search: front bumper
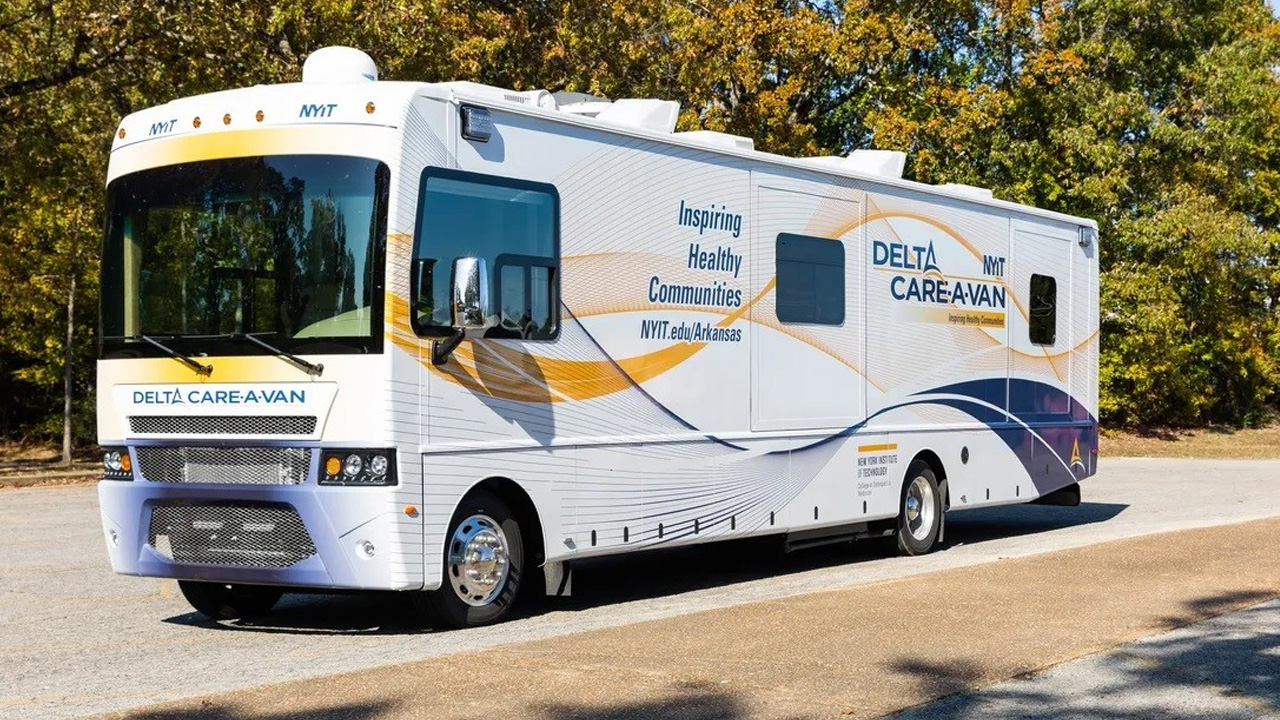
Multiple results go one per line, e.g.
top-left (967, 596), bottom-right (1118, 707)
top-left (98, 478), bottom-right (413, 590)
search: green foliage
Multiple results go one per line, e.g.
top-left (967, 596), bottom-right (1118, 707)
top-left (1, 0), bottom-right (1279, 439)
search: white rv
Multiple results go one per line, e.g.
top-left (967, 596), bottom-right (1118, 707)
top-left (96, 47), bottom-right (1098, 627)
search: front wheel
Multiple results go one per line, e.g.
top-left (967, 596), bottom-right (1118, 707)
top-left (178, 581), bottom-right (283, 620)
top-left (896, 460), bottom-right (942, 556)
top-left (412, 491), bottom-right (525, 629)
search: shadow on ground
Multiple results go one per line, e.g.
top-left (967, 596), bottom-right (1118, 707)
top-left (119, 687), bottom-right (745, 720)
top-left (164, 501), bottom-right (1127, 635)
top-left (538, 683), bottom-right (744, 720)
top-left (882, 591), bottom-right (1280, 720)
top-left (122, 699), bottom-right (399, 720)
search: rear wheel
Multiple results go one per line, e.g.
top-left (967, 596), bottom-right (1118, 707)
top-left (896, 460), bottom-right (942, 556)
top-left (412, 491), bottom-right (525, 629)
top-left (178, 581), bottom-right (283, 620)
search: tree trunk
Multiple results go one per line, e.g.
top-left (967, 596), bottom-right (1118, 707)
top-left (61, 274), bottom-right (75, 467)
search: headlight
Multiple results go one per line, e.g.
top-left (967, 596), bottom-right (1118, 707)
top-left (102, 448), bottom-right (132, 480)
top-left (343, 454), bottom-right (363, 477)
top-left (321, 449), bottom-right (396, 486)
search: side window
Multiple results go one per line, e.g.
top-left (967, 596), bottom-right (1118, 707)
top-left (412, 170), bottom-right (559, 339)
top-left (1029, 273), bottom-right (1056, 345)
top-left (776, 233), bottom-right (844, 325)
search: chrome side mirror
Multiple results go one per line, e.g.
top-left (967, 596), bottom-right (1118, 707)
top-left (450, 256), bottom-right (493, 330)
top-left (433, 256), bottom-right (492, 366)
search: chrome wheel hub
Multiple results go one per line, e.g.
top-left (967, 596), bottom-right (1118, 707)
top-left (447, 514), bottom-right (510, 607)
top-left (905, 476), bottom-right (936, 542)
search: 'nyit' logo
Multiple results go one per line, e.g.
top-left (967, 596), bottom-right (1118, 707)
top-left (148, 118), bottom-right (178, 136)
top-left (299, 103), bottom-right (338, 118)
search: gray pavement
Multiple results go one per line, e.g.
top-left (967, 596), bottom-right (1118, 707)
top-left (1, 458), bottom-right (1278, 720)
top-left (891, 598), bottom-right (1280, 720)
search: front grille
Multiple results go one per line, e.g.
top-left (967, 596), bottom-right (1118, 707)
top-left (136, 446), bottom-right (311, 485)
top-left (149, 503), bottom-right (316, 568)
top-left (128, 416), bottom-right (317, 435)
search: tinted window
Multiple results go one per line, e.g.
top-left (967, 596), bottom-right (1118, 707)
top-left (776, 233), bottom-right (845, 325)
top-left (412, 170), bottom-right (559, 339)
top-left (100, 155), bottom-right (389, 358)
top-left (1029, 273), bottom-right (1056, 345)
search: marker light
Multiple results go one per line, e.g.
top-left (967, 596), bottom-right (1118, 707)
top-left (117, 128), bottom-right (126, 139)
top-left (366, 102), bottom-right (376, 114)
top-left (343, 454), bottom-right (363, 477)
top-left (460, 105), bottom-right (493, 142)
top-left (325, 456), bottom-right (342, 476)
top-left (119, 453), bottom-right (132, 473)
top-left (222, 113), bottom-right (232, 125)
top-left (193, 117), bottom-right (202, 128)
top-left (255, 110), bottom-right (265, 122)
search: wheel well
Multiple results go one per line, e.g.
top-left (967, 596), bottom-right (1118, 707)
top-left (909, 449), bottom-right (949, 509)
top-left (467, 477), bottom-right (546, 568)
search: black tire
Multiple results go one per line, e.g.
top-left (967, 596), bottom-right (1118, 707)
top-left (178, 581), bottom-right (283, 620)
top-left (412, 491), bottom-right (525, 629)
top-left (896, 459), bottom-right (942, 556)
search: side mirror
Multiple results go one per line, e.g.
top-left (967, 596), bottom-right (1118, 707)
top-left (450, 256), bottom-right (493, 331)
top-left (432, 256), bottom-right (492, 366)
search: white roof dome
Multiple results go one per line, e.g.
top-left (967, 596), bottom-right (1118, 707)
top-left (302, 46), bottom-right (378, 84)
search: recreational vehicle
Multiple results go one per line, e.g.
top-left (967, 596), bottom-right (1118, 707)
top-left (97, 47), bottom-right (1098, 627)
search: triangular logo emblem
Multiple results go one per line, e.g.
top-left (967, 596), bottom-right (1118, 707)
top-left (1070, 438), bottom-right (1082, 465)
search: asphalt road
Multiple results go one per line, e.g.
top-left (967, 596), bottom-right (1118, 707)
top-left (2, 458), bottom-right (1279, 720)
top-left (892, 599), bottom-right (1280, 720)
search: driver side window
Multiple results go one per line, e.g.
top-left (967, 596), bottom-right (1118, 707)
top-left (410, 169), bottom-right (560, 340)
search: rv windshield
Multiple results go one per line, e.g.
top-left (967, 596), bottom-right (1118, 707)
top-left (100, 155), bottom-right (389, 357)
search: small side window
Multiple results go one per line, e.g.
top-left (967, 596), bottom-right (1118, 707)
top-left (495, 255), bottom-right (558, 338)
top-left (1029, 274), bottom-right (1056, 345)
top-left (776, 233), bottom-right (845, 325)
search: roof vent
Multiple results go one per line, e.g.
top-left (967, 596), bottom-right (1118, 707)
top-left (439, 81), bottom-right (557, 108)
top-left (553, 91), bottom-right (609, 108)
top-left (680, 131), bottom-right (754, 151)
top-left (558, 99), bottom-right (614, 118)
top-left (938, 183), bottom-right (994, 200)
top-left (512, 89), bottom-right (558, 110)
top-left (595, 99), bottom-right (680, 133)
top-left (798, 150), bottom-right (906, 179)
top-left (302, 46), bottom-right (378, 84)
top-left (844, 150), bottom-right (906, 178)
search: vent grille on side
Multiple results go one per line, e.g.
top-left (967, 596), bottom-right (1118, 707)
top-left (149, 503), bottom-right (316, 568)
top-left (136, 446), bottom-right (311, 485)
top-left (128, 416), bottom-right (317, 435)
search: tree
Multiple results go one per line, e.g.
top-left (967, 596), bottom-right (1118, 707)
top-left (2, 0), bottom-right (1279, 441)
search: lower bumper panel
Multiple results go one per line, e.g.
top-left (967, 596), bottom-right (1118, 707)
top-left (98, 480), bottom-right (405, 590)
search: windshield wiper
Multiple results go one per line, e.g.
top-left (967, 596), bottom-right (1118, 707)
top-left (235, 333), bottom-right (324, 377)
top-left (134, 335), bottom-right (213, 377)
